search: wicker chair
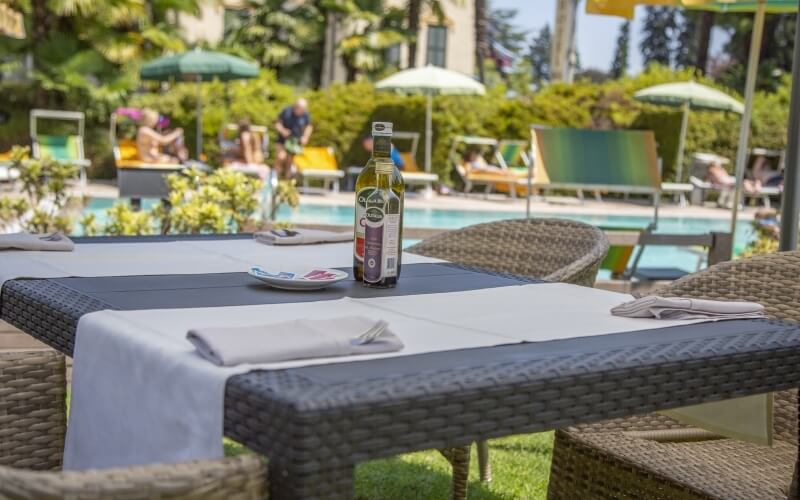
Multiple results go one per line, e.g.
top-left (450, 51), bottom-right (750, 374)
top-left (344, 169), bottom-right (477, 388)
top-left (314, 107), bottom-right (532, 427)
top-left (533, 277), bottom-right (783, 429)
top-left (407, 218), bottom-right (609, 498)
top-left (0, 350), bottom-right (267, 499)
top-left (548, 251), bottom-right (800, 500)
top-left (407, 218), bottom-right (609, 287)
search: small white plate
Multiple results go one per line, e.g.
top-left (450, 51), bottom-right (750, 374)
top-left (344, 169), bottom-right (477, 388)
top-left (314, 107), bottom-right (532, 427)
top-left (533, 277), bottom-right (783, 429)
top-left (249, 267), bottom-right (349, 291)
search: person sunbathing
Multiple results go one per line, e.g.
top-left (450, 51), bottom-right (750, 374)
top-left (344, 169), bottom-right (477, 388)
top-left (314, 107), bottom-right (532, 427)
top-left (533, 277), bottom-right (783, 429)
top-left (706, 161), bottom-right (761, 193)
top-left (226, 119), bottom-right (270, 180)
top-left (463, 150), bottom-right (504, 173)
top-left (136, 109), bottom-right (188, 164)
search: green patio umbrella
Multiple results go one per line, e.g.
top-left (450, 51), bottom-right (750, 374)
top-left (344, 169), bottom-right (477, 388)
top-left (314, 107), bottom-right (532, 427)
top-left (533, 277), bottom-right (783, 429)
top-left (634, 81), bottom-right (744, 183)
top-left (140, 48), bottom-right (259, 158)
top-left (376, 65), bottom-right (486, 172)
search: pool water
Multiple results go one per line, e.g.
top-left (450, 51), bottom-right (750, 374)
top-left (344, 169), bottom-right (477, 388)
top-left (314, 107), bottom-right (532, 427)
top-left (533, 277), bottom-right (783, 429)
top-left (81, 198), bottom-right (756, 275)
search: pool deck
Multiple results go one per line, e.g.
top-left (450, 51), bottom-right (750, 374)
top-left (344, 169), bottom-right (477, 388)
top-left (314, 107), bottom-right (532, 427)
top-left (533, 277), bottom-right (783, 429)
top-left (65, 181), bottom-right (760, 222)
top-left (299, 191), bottom-right (758, 222)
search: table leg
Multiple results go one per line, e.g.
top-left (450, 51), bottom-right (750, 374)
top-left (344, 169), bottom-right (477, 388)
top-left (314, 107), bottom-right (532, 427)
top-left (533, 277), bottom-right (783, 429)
top-left (269, 461), bottom-right (354, 500)
top-left (439, 446), bottom-right (471, 500)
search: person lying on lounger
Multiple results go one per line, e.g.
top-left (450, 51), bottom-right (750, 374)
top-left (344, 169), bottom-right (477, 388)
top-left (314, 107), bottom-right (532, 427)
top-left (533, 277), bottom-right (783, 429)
top-left (136, 109), bottom-right (188, 164)
top-left (225, 119), bottom-right (270, 180)
top-left (706, 161), bottom-right (761, 193)
top-left (463, 149), bottom-right (504, 173)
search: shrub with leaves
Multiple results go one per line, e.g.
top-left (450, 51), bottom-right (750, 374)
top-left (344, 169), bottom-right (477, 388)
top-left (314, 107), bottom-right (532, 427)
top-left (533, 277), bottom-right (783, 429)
top-left (88, 168), bottom-right (265, 236)
top-left (0, 146), bottom-right (77, 234)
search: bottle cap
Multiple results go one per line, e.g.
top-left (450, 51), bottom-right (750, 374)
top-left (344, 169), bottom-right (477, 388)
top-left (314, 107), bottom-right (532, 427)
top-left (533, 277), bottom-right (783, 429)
top-left (372, 122), bottom-right (393, 136)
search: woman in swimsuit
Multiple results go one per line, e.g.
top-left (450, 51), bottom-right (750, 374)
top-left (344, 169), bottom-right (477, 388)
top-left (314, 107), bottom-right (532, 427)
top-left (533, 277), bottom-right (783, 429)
top-left (136, 109), bottom-right (187, 164)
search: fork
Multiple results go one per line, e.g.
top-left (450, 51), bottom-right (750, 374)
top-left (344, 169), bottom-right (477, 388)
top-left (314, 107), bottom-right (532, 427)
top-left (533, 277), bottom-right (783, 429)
top-left (351, 320), bottom-right (389, 345)
top-left (39, 233), bottom-right (63, 241)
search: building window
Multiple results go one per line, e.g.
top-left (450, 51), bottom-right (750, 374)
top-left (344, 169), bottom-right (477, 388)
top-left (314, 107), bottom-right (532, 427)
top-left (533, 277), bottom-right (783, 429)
top-left (385, 44), bottom-right (401, 67)
top-left (426, 25), bottom-right (447, 67)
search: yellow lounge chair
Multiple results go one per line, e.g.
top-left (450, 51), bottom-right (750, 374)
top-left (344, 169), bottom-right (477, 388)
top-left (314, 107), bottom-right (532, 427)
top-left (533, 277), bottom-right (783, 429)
top-left (30, 109), bottom-right (91, 191)
top-left (393, 131), bottom-right (439, 197)
top-left (292, 146), bottom-right (344, 192)
top-left (449, 136), bottom-right (528, 198)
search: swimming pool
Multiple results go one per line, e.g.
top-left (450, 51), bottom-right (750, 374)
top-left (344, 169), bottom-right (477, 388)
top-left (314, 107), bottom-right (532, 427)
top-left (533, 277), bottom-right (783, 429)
top-left (80, 198), bottom-right (756, 275)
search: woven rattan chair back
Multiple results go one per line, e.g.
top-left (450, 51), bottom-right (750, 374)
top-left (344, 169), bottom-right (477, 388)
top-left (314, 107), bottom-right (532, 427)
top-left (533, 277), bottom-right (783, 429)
top-left (656, 250), bottom-right (800, 445)
top-left (407, 218), bottom-right (609, 287)
top-left (0, 350), bottom-right (267, 499)
top-left (0, 350), bottom-right (66, 470)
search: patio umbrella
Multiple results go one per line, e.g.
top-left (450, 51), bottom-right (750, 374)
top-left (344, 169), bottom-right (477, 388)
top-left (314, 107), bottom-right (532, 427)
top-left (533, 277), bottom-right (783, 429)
top-left (140, 48), bottom-right (259, 158)
top-left (375, 65), bottom-right (486, 172)
top-left (587, 0), bottom-right (799, 250)
top-left (634, 81), bottom-right (743, 183)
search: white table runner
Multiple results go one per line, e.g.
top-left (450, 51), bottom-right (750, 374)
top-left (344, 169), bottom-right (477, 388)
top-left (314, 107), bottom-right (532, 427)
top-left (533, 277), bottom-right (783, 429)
top-left (64, 283), bottom-right (714, 470)
top-left (0, 240), bottom-right (440, 288)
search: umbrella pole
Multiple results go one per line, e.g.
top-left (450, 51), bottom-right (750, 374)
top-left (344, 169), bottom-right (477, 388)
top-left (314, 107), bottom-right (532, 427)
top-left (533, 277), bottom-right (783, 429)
top-left (675, 101), bottom-right (690, 184)
top-left (729, 0), bottom-right (765, 252)
top-left (424, 92), bottom-right (433, 173)
top-left (780, 12), bottom-right (800, 251)
top-left (196, 75), bottom-right (202, 159)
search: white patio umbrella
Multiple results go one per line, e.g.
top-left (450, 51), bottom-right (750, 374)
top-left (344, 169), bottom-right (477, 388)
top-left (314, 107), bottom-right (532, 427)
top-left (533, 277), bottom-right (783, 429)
top-left (375, 65), bottom-right (486, 172)
top-left (634, 81), bottom-right (744, 183)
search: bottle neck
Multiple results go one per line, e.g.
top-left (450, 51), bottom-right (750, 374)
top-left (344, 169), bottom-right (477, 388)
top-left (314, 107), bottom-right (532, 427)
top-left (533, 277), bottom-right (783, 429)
top-left (372, 135), bottom-right (392, 162)
top-left (375, 160), bottom-right (393, 188)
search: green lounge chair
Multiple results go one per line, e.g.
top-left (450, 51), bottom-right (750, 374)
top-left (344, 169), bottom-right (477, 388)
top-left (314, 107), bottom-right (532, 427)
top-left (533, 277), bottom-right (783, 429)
top-left (30, 109), bottom-right (91, 192)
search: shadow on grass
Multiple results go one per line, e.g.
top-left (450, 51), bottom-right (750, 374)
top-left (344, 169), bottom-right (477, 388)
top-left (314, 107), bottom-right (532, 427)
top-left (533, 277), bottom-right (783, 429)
top-left (356, 456), bottom-right (511, 500)
top-left (225, 433), bottom-right (553, 499)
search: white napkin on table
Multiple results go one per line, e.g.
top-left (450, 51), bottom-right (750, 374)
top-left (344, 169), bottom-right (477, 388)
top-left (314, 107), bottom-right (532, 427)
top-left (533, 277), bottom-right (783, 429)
top-left (611, 295), bottom-right (765, 320)
top-left (187, 316), bottom-right (403, 366)
top-left (612, 294), bottom-right (770, 446)
top-left (0, 232), bottom-right (74, 251)
top-left (254, 228), bottom-right (353, 246)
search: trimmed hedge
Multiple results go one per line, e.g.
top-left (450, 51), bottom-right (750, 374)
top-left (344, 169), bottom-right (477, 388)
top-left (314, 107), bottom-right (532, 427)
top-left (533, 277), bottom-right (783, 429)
top-left (0, 66), bottom-right (792, 183)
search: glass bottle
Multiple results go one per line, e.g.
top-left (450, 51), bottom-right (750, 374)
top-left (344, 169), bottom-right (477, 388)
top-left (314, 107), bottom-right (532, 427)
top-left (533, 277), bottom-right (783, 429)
top-left (353, 122), bottom-right (405, 284)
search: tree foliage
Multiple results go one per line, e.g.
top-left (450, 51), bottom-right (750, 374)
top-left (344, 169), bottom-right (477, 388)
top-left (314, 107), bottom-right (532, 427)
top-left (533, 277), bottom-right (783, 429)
top-left (528, 25), bottom-right (551, 84)
top-left (610, 21), bottom-right (630, 79)
top-left (640, 7), bottom-right (678, 68)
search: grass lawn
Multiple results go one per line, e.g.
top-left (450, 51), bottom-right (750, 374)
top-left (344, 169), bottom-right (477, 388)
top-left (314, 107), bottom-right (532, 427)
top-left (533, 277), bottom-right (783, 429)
top-left (225, 432), bottom-right (554, 499)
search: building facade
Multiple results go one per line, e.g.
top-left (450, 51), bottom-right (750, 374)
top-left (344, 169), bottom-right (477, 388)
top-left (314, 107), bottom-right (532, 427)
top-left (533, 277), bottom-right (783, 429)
top-left (180, 0), bottom-right (477, 85)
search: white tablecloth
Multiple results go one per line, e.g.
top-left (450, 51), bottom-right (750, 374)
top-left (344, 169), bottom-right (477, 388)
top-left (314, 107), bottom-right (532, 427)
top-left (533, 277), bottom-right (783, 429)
top-left (64, 283), bottom-right (714, 470)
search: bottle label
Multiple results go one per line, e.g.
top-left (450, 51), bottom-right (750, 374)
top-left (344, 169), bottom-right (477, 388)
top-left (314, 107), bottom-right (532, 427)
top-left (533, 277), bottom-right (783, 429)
top-left (354, 187), bottom-right (374, 263)
top-left (363, 206), bottom-right (385, 283)
top-left (383, 213), bottom-right (400, 277)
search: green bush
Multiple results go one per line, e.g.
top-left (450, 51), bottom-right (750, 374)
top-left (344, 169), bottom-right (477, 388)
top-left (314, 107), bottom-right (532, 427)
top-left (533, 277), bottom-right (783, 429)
top-left (2, 65), bottom-right (792, 185)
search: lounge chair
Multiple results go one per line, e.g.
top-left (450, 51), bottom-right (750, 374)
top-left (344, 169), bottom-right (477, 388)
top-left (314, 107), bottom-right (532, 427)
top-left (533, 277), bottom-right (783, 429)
top-left (408, 218), bottom-right (610, 498)
top-left (449, 136), bottom-right (528, 198)
top-left (599, 224), bottom-right (731, 284)
top-left (0, 150), bottom-right (21, 183)
top-left (392, 131), bottom-right (439, 196)
top-left (688, 152), bottom-right (780, 208)
top-left (110, 111), bottom-right (185, 203)
top-left (532, 127), bottom-right (690, 205)
top-left (0, 350), bottom-right (267, 498)
top-left (292, 146), bottom-right (344, 192)
top-left (494, 139), bottom-right (531, 176)
top-left (548, 250), bottom-right (800, 500)
top-left (30, 109), bottom-right (91, 192)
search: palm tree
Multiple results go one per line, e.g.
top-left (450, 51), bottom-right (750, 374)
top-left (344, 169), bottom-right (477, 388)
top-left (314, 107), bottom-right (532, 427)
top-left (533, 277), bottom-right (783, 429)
top-left (405, 0), bottom-right (445, 68)
top-left (13, 0), bottom-right (199, 107)
top-left (332, 0), bottom-right (407, 81)
top-left (224, 0), bottom-right (325, 84)
top-left (475, 0), bottom-right (487, 82)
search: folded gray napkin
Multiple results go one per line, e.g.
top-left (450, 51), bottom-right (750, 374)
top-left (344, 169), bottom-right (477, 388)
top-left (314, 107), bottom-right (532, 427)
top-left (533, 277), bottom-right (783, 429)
top-left (187, 316), bottom-right (403, 366)
top-left (0, 232), bottom-right (74, 252)
top-left (611, 295), bottom-right (765, 320)
top-left (254, 228), bottom-right (352, 246)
